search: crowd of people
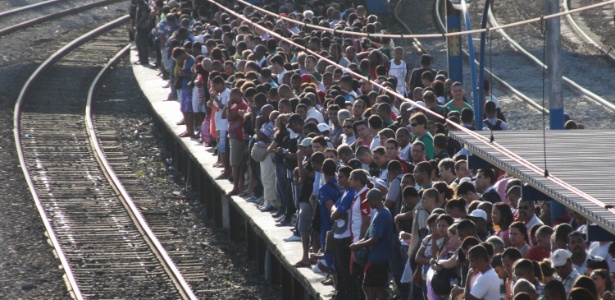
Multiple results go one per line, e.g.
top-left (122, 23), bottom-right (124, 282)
top-left (130, 0), bottom-right (606, 299)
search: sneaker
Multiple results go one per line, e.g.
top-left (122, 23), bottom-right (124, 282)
top-left (247, 195), bottom-right (264, 203)
top-left (283, 234), bottom-right (301, 242)
top-left (259, 203), bottom-right (275, 212)
top-left (312, 263), bottom-right (325, 274)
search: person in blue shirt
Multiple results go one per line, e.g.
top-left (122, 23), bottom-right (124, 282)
top-left (330, 166), bottom-right (355, 300)
top-left (319, 158), bottom-right (342, 276)
top-left (350, 188), bottom-right (394, 300)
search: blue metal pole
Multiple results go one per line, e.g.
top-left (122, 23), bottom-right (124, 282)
top-left (446, 0), bottom-right (463, 83)
top-left (477, 0), bottom-right (490, 131)
top-left (462, 1), bottom-right (480, 130)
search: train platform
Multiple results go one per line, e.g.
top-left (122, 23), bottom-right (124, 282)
top-left (129, 51), bottom-right (335, 299)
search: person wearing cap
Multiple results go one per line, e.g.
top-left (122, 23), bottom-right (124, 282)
top-left (468, 208), bottom-right (490, 241)
top-left (349, 188), bottom-right (394, 300)
top-left (552, 249), bottom-right (581, 293)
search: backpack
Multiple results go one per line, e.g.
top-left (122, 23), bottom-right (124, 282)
top-left (484, 119), bottom-right (504, 131)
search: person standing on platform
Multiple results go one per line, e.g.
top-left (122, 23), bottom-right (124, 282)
top-left (134, 0), bottom-right (150, 65)
top-left (389, 47), bottom-right (410, 97)
top-left (225, 88), bottom-right (249, 196)
top-left (331, 166), bottom-right (355, 300)
top-left (350, 188), bottom-right (394, 300)
top-left (172, 47), bottom-right (195, 138)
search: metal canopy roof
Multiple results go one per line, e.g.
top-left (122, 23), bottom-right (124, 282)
top-left (449, 130), bottom-right (615, 235)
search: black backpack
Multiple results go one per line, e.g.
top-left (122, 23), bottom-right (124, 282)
top-left (484, 119), bottom-right (504, 131)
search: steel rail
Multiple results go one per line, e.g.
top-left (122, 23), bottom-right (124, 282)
top-left (487, 6), bottom-right (615, 112)
top-left (562, 0), bottom-right (615, 62)
top-left (0, 0), bottom-right (64, 19)
top-left (85, 46), bottom-right (197, 300)
top-left (0, 0), bottom-right (124, 37)
top-left (432, 0), bottom-right (549, 114)
top-left (13, 16), bottom-right (129, 300)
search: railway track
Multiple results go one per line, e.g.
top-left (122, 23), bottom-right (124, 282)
top-left (14, 17), bottom-right (196, 299)
top-left (485, 0), bottom-right (615, 128)
top-left (563, 0), bottom-right (615, 62)
top-left (0, 0), bottom-right (125, 37)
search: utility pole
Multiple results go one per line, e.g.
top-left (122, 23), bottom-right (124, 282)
top-left (546, 0), bottom-right (563, 130)
top-left (446, 0), bottom-right (463, 83)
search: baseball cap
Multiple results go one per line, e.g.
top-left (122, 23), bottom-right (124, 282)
top-left (299, 137), bottom-right (313, 148)
top-left (551, 249), bottom-right (572, 267)
top-left (363, 188), bottom-right (383, 203)
top-left (468, 209), bottom-right (488, 221)
top-left (317, 123), bottom-right (330, 133)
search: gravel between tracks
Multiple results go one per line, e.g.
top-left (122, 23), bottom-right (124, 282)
top-left (95, 58), bottom-right (282, 299)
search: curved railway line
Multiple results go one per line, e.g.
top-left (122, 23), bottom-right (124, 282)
top-left (13, 17), bottom-right (196, 299)
top-left (563, 0), bottom-right (615, 62)
top-left (0, 0), bottom-right (125, 37)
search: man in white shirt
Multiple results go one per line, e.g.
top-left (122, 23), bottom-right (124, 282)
top-left (568, 231), bottom-right (602, 275)
top-left (269, 54), bottom-right (287, 85)
top-left (465, 244), bottom-right (501, 300)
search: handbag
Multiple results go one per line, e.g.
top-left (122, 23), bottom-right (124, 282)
top-left (251, 142), bottom-right (269, 162)
top-left (354, 247), bottom-right (369, 266)
top-left (412, 263), bottom-right (423, 286)
top-left (430, 267), bottom-right (457, 295)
